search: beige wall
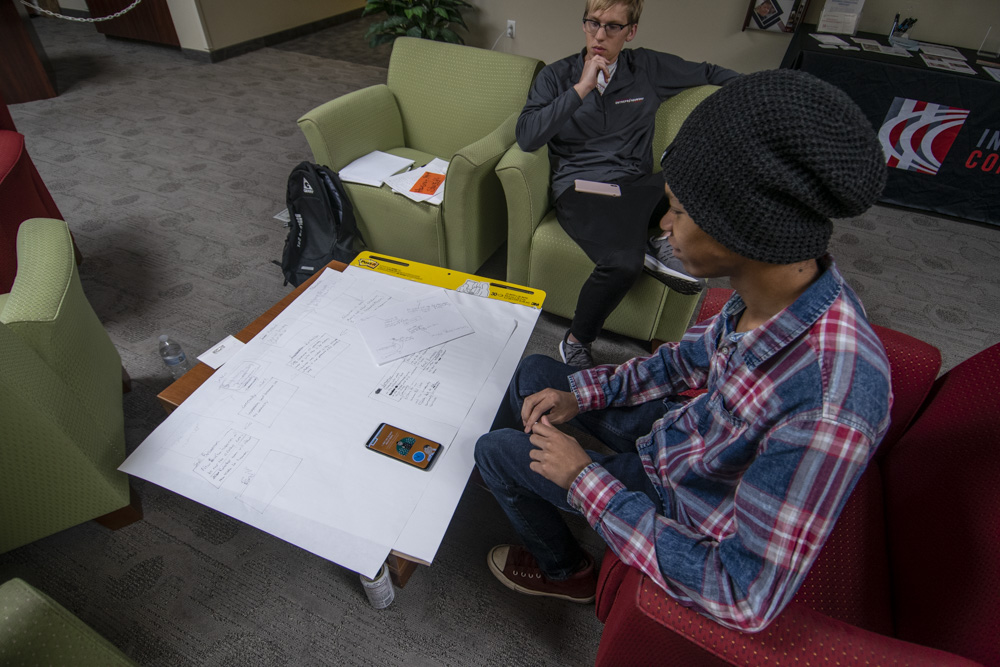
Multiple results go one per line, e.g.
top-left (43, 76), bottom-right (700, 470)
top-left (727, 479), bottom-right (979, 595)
top-left (59, 0), bottom-right (364, 55)
top-left (111, 0), bottom-right (365, 54)
top-left (63, 0), bottom-right (999, 63)
top-left (168, 0), bottom-right (209, 51)
top-left (463, 0), bottom-right (1000, 72)
top-left (192, 0), bottom-right (364, 51)
top-left (49, 0), bottom-right (208, 50)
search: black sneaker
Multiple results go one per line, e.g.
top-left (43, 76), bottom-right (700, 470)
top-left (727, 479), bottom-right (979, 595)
top-left (559, 330), bottom-right (594, 369)
top-left (644, 234), bottom-right (704, 296)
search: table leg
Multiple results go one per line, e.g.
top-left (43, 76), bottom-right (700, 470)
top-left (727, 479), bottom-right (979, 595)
top-left (95, 485), bottom-right (143, 530)
top-left (386, 553), bottom-right (419, 588)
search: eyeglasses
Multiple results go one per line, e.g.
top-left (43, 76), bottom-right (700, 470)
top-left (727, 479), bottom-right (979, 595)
top-left (582, 18), bottom-right (632, 36)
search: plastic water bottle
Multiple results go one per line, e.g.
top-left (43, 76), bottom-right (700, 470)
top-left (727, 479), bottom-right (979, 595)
top-left (159, 335), bottom-right (192, 380)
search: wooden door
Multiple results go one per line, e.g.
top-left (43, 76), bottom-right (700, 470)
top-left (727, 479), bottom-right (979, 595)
top-left (0, 0), bottom-right (57, 103)
top-left (85, 0), bottom-right (179, 47)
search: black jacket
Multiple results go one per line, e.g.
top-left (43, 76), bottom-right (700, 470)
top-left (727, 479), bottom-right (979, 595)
top-left (517, 48), bottom-right (739, 199)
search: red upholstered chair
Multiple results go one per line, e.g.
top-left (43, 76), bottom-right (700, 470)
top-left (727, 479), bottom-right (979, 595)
top-left (594, 290), bottom-right (1000, 666)
top-left (0, 89), bottom-right (71, 293)
top-left (692, 286), bottom-right (734, 327)
top-left (0, 92), bottom-right (15, 130)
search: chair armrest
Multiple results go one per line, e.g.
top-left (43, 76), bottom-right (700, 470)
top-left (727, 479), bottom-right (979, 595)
top-left (596, 548), bottom-right (631, 623)
top-left (1, 217), bottom-right (75, 326)
top-left (2, 218), bottom-right (122, 408)
top-left (597, 558), bottom-right (984, 667)
top-left (495, 143), bottom-right (551, 285)
top-left (651, 85), bottom-right (721, 169)
top-left (441, 113), bottom-right (519, 272)
top-left (450, 112), bottom-right (517, 171)
top-left (296, 84), bottom-right (404, 170)
top-left (0, 578), bottom-right (137, 665)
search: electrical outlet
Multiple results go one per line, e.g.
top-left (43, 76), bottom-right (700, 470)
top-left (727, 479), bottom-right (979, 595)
top-left (506, 20), bottom-right (516, 39)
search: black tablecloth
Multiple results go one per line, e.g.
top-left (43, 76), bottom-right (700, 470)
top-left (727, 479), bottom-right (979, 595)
top-left (783, 25), bottom-right (1000, 226)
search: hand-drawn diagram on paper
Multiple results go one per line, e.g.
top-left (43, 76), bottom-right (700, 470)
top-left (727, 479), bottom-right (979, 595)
top-left (356, 290), bottom-right (474, 364)
top-left (119, 266), bottom-right (532, 578)
top-left (195, 429), bottom-right (258, 488)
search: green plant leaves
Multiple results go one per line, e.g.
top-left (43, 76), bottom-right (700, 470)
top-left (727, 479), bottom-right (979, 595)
top-left (363, 0), bottom-right (471, 46)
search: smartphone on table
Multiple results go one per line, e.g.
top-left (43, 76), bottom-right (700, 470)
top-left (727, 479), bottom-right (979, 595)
top-left (365, 423), bottom-right (442, 470)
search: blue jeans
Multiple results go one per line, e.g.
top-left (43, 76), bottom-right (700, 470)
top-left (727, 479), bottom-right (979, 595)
top-left (474, 354), bottom-right (667, 580)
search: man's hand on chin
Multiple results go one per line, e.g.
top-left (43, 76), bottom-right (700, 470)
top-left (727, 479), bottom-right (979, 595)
top-left (528, 416), bottom-right (593, 489)
top-left (575, 55), bottom-right (609, 98)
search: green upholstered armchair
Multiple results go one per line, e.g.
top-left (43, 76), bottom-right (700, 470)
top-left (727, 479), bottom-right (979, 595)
top-left (0, 578), bottom-right (137, 666)
top-left (497, 85), bottom-right (720, 344)
top-left (1, 218), bottom-right (136, 554)
top-left (297, 37), bottom-right (544, 274)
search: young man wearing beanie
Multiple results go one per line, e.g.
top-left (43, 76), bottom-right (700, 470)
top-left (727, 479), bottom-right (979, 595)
top-left (476, 69), bottom-right (892, 632)
top-left (517, 0), bottom-right (739, 369)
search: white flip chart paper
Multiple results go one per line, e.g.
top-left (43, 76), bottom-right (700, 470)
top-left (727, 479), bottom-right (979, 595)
top-left (120, 266), bottom-right (537, 577)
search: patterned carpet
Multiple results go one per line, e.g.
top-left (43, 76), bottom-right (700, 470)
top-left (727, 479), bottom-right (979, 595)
top-left (3, 15), bottom-right (999, 667)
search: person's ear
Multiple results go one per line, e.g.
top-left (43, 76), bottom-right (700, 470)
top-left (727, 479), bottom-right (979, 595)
top-left (625, 23), bottom-right (638, 42)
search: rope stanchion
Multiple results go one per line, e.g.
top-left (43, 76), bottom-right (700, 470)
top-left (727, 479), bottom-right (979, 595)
top-left (19, 0), bottom-right (144, 23)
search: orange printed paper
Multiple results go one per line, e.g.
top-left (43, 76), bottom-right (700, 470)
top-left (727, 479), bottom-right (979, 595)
top-left (410, 172), bottom-right (446, 195)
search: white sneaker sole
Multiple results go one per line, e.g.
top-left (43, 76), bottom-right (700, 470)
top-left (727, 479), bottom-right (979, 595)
top-left (643, 254), bottom-right (703, 295)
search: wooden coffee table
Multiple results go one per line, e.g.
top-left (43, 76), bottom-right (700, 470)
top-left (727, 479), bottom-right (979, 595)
top-left (156, 260), bottom-right (420, 587)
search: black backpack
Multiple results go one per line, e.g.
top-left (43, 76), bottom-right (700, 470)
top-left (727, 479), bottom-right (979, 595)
top-left (277, 162), bottom-right (365, 287)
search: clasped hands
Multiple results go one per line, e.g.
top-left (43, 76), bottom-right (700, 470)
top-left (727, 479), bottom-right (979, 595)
top-left (521, 388), bottom-right (593, 489)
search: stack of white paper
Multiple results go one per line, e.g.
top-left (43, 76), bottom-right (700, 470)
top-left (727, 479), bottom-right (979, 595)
top-left (919, 43), bottom-right (966, 60)
top-left (811, 33), bottom-right (849, 46)
top-left (384, 158), bottom-right (449, 206)
top-left (339, 151), bottom-right (414, 187)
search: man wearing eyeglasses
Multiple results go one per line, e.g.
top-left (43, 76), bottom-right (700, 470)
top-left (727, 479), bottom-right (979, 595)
top-left (517, 0), bottom-right (738, 369)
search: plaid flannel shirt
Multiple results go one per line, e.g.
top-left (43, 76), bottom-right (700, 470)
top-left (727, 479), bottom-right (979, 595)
top-left (567, 260), bottom-right (892, 632)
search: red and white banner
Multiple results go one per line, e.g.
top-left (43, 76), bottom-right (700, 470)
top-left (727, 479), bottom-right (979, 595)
top-left (879, 97), bottom-right (969, 175)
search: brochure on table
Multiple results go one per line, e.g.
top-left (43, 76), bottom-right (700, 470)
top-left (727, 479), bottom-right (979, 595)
top-left (120, 254), bottom-right (544, 578)
top-left (817, 0), bottom-right (865, 35)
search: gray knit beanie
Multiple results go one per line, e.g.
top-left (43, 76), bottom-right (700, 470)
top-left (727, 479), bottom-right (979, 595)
top-left (660, 69), bottom-right (886, 264)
